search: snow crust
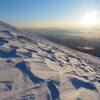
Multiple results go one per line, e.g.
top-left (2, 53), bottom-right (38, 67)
top-left (0, 21), bottom-right (100, 100)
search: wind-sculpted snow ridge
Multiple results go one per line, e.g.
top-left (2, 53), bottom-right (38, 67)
top-left (0, 21), bottom-right (100, 100)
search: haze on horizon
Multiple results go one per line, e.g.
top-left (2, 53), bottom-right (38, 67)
top-left (0, 0), bottom-right (100, 29)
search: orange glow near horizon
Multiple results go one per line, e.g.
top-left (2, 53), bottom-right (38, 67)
top-left (15, 20), bottom-right (70, 28)
top-left (15, 18), bottom-right (100, 29)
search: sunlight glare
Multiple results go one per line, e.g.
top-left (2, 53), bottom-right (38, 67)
top-left (82, 11), bottom-right (97, 28)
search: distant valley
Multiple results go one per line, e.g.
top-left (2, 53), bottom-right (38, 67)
top-left (23, 28), bottom-right (100, 58)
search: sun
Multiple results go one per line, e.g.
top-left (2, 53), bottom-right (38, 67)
top-left (81, 11), bottom-right (97, 28)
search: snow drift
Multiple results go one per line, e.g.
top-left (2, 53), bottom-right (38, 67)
top-left (0, 20), bottom-right (100, 100)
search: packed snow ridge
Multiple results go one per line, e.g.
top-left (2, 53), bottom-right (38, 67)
top-left (0, 20), bottom-right (100, 100)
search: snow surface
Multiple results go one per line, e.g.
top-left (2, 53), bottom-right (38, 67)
top-left (0, 21), bottom-right (100, 100)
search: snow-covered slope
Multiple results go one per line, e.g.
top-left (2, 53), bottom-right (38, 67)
top-left (0, 21), bottom-right (100, 100)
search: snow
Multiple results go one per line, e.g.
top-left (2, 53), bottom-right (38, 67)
top-left (0, 21), bottom-right (100, 100)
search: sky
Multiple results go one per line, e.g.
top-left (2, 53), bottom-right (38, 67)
top-left (0, 0), bottom-right (100, 28)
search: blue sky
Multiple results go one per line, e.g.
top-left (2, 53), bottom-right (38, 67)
top-left (0, 0), bottom-right (100, 28)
